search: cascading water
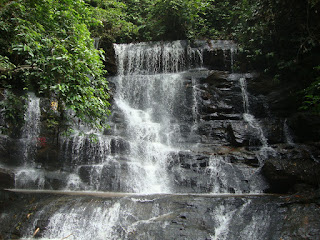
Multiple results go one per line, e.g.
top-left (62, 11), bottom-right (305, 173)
top-left (239, 77), bottom-right (276, 162)
top-left (21, 93), bottom-right (41, 164)
top-left (15, 93), bottom-right (45, 189)
top-left (239, 77), bottom-right (268, 147)
top-left (9, 40), bottom-right (268, 194)
top-left (109, 40), bottom-right (267, 194)
top-left (112, 41), bottom-right (204, 193)
top-left (283, 118), bottom-right (295, 145)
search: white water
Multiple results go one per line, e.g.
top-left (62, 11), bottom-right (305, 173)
top-left (112, 41), bottom-right (243, 193)
top-left (239, 78), bottom-right (272, 150)
top-left (14, 93), bottom-right (42, 188)
top-left (21, 93), bottom-right (41, 165)
top-left (113, 42), bottom-right (195, 193)
top-left (39, 201), bottom-right (121, 240)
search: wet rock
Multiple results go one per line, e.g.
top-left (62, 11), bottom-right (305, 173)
top-left (197, 72), bottom-right (245, 122)
top-left (2, 191), bottom-right (319, 240)
top-left (110, 138), bottom-right (130, 155)
top-left (200, 71), bottom-right (229, 84)
top-left (203, 50), bottom-right (232, 71)
top-left (262, 144), bottom-right (320, 193)
top-left (78, 165), bottom-right (99, 187)
top-left (43, 176), bottom-right (66, 190)
top-left (246, 74), bottom-right (300, 117)
top-left (100, 163), bottom-right (122, 191)
top-left (99, 37), bottom-right (117, 75)
top-left (227, 121), bottom-right (263, 147)
top-left (0, 135), bottom-right (23, 166)
top-left (0, 168), bottom-right (14, 189)
top-left (0, 135), bottom-right (11, 165)
top-left (110, 111), bottom-right (126, 124)
top-left (36, 145), bottom-right (60, 171)
top-left (248, 117), bottom-right (289, 145)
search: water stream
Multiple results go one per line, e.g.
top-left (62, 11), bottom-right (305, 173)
top-left (15, 93), bottom-right (44, 189)
top-left (239, 77), bottom-right (276, 162)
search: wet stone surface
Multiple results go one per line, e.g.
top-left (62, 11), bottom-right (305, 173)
top-left (1, 190), bottom-right (320, 240)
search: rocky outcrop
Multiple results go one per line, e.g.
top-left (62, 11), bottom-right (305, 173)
top-left (287, 113), bottom-right (320, 143)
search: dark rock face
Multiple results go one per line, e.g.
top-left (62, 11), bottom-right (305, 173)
top-left (0, 168), bottom-right (14, 189)
top-left (193, 71), bottom-right (265, 148)
top-left (0, 135), bottom-right (24, 166)
top-left (246, 74), bottom-right (320, 143)
top-left (262, 144), bottom-right (320, 193)
top-left (99, 37), bottom-right (117, 75)
top-left (244, 73), bottom-right (320, 194)
top-left (288, 113), bottom-right (320, 143)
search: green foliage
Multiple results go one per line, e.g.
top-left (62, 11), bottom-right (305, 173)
top-left (0, 89), bottom-right (26, 134)
top-left (1, 0), bottom-right (320, 130)
top-left (118, 0), bottom-right (211, 41)
top-left (86, 0), bottom-right (138, 42)
top-left (0, 55), bottom-right (15, 79)
top-left (301, 66), bottom-right (320, 113)
top-left (146, 0), bottom-right (203, 40)
top-left (232, 0), bottom-right (320, 113)
top-left (0, 0), bottom-right (112, 130)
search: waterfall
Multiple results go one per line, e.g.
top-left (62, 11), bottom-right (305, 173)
top-left (113, 41), bottom-right (198, 193)
top-left (21, 93), bottom-right (41, 165)
top-left (110, 41), bottom-right (267, 194)
top-left (14, 93), bottom-right (44, 189)
top-left (239, 78), bottom-right (268, 147)
top-left (6, 40), bottom-right (270, 194)
top-left (239, 77), bottom-right (276, 162)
